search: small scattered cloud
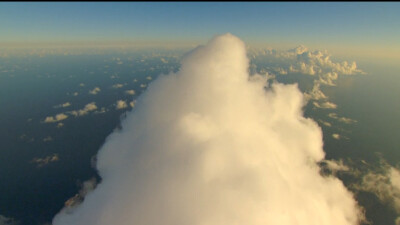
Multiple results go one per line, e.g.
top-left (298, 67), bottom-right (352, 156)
top-left (57, 123), bottom-right (64, 128)
top-left (116, 100), bottom-right (128, 110)
top-left (146, 76), bottom-right (152, 80)
top-left (140, 83), bottom-right (147, 88)
top-left (112, 83), bottom-right (124, 89)
top-left (332, 133), bottom-right (340, 140)
top-left (69, 102), bottom-right (97, 117)
top-left (44, 113), bottom-right (68, 123)
top-left (304, 81), bottom-right (327, 101)
top-left (43, 136), bottom-right (53, 142)
top-left (54, 102), bottom-right (71, 108)
top-left (61, 178), bottom-right (98, 214)
top-left (313, 101), bottom-right (337, 109)
top-left (125, 90), bottom-right (135, 95)
top-left (31, 154), bottom-right (59, 167)
top-left (318, 119), bottom-right (332, 127)
top-left (94, 107), bottom-right (107, 114)
top-left (89, 87), bottom-right (101, 95)
top-left (72, 92), bottom-right (79, 96)
top-left (328, 113), bottom-right (357, 124)
top-left (129, 100), bottom-right (136, 108)
top-left (79, 83), bottom-right (85, 87)
top-left (321, 159), bottom-right (350, 174)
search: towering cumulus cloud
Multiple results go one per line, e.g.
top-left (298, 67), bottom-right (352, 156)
top-left (53, 34), bottom-right (362, 225)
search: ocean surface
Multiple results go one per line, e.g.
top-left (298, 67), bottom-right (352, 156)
top-left (0, 52), bottom-right (398, 225)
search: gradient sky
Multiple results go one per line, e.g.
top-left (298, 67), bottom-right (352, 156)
top-left (1, 2), bottom-right (399, 59)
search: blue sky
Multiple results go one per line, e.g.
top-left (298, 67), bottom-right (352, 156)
top-left (1, 2), bottom-right (399, 59)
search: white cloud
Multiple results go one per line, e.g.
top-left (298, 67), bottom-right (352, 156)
top-left (62, 178), bottom-right (98, 214)
top-left (53, 34), bottom-right (362, 225)
top-left (322, 159), bottom-right (350, 174)
top-left (332, 133), bottom-right (340, 139)
top-left (73, 92), bottom-right (79, 96)
top-left (252, 45), bottom-right (364, 87)
top-left (112, 83), bottom-right (124, 89)
top-left (69, 102), bottom-right (98, 117)
top-left (89, 87), bottom-right (101, 95)
top-left (54, 102), bottom-right (71, 108)
top-left (328, 113), bottom-right (357, 124)
top-left (125, 90), bottom-right (136, 95)
top-left (129, 101), bottom-right (135, 108)
top-left (79, 83), bottom-right (85, 87)
top-left (140, 83), bottom-right (147, 88)
top-left (94, 107), bottom-right (107, 114)
top-left (304, 81), bottom-right (327, 101)
top-left (318, 119), bottom-right (332, 127)
top-left (313, 101), bottom-right (337, 109)
top-left (31, 154), bottom-right (59, 167)
top-left (115, 100), bottom-right (128, 110)
top-left (44, 113), bottom-right (68, 123)
top-left (146, 76), bottom-right (152, 80)
top-left (57, 123), bottom-right (64, 128)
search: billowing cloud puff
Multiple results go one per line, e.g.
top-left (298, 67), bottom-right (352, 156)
top-left (69, 102), bottom-right (98, 117)
top-left (304, 81), bottom-right (327, 101)
top-left (115, 100), bottom-right (128, 110)
top-left (53, 34), bottom-right (362, 225)
top-left (89, 87), bottom-right (101, 95)
top-left (249, 45), bottom-right (364, 88)
top-left (44, 113), bottom-right (68, 123)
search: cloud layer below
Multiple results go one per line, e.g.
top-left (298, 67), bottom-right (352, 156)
top-left (53, 34), bottom-right (362, 225)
